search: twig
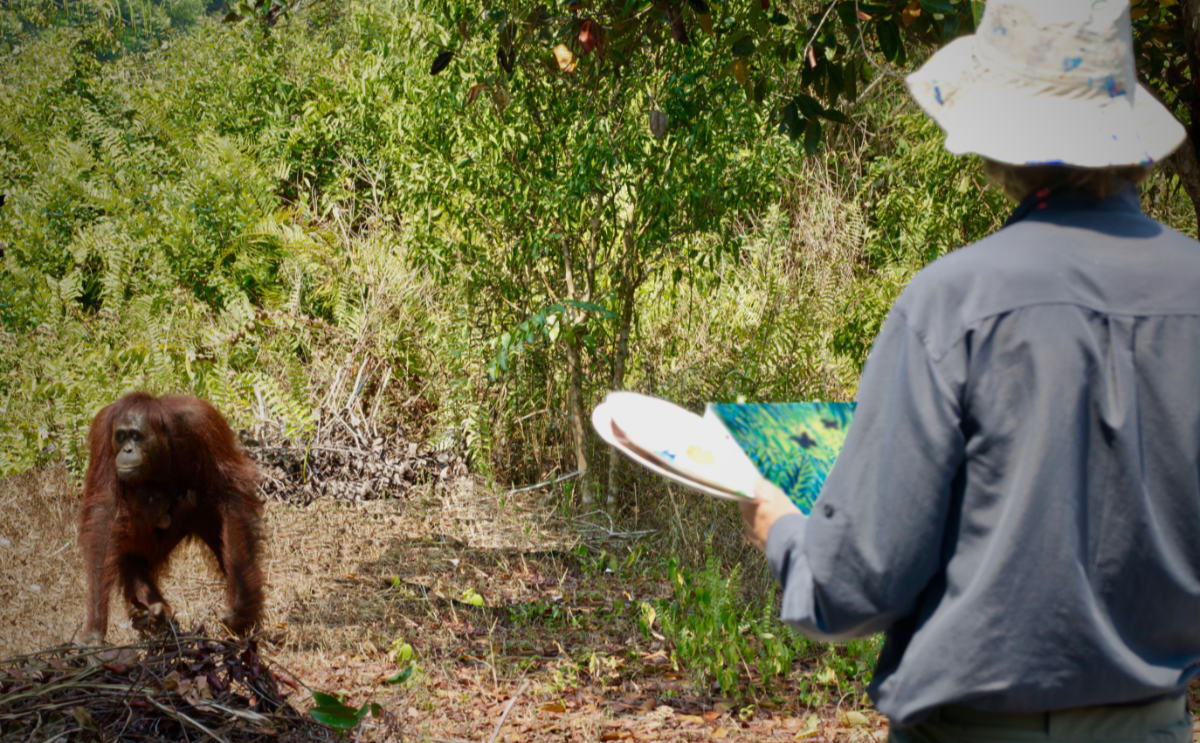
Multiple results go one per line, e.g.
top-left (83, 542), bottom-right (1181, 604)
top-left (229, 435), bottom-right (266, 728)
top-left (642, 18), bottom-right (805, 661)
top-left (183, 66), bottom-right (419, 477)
top-left (348, 356), bottom-right (371, 409)
top-left (255, 385), bottom-right (268, 423)
top-left (512, 408), bottom-right (549, 424)
top-left (801, 0), bottom-right (841, 65)
top-left (368, 365), bottom-right (392, 426)
top-left (193, 699), bottom-right (272, 725)
top-left (855, 0), bottom-right (908, 79)
top-left (853, 73), bottom-right (886, 105)
top-left (487, 679), bottom-right (530, 743)
top-left (142, 693), bottom-right (231, 743)
top-left (571, 509), bottom-right (656, 540)
top-left (501, 469), bottom-right (585, 497)
top-left (334, 412), bottom-right (367, 450)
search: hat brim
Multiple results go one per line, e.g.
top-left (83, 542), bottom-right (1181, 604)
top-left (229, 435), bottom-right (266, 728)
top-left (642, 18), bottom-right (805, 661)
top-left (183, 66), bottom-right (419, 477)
top-left (906, 36), bottom-right (1186, 167)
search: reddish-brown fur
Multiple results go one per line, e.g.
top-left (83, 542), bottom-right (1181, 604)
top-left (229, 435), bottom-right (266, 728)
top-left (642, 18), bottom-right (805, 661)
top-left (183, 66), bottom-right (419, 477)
top-left (78, 393), bottom-right (264, 643)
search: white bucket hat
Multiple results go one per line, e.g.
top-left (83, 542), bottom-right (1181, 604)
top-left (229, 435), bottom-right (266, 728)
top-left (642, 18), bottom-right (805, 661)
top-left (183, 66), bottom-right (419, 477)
top-left (906, 0), bottom-right (1185, 167)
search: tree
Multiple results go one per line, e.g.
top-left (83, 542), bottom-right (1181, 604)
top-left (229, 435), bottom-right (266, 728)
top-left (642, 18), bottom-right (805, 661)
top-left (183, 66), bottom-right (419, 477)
top-left (1, 0), bottom-right (211, 55)
top-left (429, 1), bottom-right (1198, 232)
top-left (406, 2), bottom-right (787, 503)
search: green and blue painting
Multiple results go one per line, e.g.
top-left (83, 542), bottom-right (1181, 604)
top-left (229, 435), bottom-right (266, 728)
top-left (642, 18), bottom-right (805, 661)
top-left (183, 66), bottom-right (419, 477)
top-left (707, 401), bottom-right (856, 515)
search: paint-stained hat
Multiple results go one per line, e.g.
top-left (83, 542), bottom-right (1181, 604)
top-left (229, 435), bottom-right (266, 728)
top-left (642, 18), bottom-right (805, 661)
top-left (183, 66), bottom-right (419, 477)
top-left (906, 0), bottom-right (1185, 167)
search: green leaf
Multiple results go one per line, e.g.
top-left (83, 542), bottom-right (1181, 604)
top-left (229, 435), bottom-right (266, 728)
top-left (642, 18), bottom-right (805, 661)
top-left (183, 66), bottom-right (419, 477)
top-left (731, 35), bottom-right (756, 57)
top-left (835, 2), bottom-right (859, 29)
top-left (793, 94), bottom-right (823, 118)
top-left (310, 692), bottom-right (368, 729)
top-left (876, 20), bottom-right (900, 61)
top-left (918, 0), bottom-right (956, 14)
top-left (386, 666), bottom-right (414, 684)
top-left (971, 0), bottom-right (985, 26)
top-left (430, 50), bottom-right (454, 75)
top-left (311, 707), bottom-right (361, 728)
top-left (804, 117), bottom-right (823, 154)
top-left (311, 692), bottom-right (343, 708)
top-left (820, 108), bottom-right (850, 124)
top-left (780, 101), bottom-right (802, 139)
top-left (562, 299), bottom-right (617, 319)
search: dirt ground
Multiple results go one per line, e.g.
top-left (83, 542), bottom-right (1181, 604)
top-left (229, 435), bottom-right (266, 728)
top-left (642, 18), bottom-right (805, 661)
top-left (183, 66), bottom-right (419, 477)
top-left (2, 468), bottom-right (1197, 742)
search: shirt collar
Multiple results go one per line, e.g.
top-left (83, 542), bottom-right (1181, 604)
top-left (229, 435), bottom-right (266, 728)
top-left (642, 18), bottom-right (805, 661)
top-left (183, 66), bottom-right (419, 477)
top-left (1004, 182), bottom-right (1143, 228)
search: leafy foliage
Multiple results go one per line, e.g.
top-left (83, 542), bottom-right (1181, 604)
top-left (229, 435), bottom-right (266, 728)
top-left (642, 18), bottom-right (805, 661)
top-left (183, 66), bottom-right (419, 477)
top-left (404, 1), bottom-right (798, 497)
top-left (0, 10), bottom-right (441, 475)
top-left (651, 555), bottom-right (811, 702)
top-left (1, 0), bottom-right (213, 56)
top-left (2, 0), bottom-right (1196, 497)
top-left (308, 690), bottom-right (381, 729)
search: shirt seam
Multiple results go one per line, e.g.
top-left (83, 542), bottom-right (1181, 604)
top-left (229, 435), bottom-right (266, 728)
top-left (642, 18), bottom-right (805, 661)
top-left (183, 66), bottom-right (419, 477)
top-left (889, 307), bottom-right (962, 410)
top-left (916, 301), bottom-right (1200, 364)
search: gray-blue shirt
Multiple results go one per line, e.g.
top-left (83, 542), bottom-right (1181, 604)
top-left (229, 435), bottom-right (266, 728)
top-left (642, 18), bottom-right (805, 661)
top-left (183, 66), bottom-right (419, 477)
top-left (766, 186), bottom-right (1200, 725)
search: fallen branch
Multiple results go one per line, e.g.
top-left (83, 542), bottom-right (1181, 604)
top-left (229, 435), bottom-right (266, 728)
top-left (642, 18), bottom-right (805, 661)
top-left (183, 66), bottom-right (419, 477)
top-left (488, 679), bottom-right (530, 743)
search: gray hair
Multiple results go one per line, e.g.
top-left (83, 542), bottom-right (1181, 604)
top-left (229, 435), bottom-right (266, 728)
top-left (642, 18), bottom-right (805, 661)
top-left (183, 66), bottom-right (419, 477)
top-left (982, 160), bottom-right (1152, 202)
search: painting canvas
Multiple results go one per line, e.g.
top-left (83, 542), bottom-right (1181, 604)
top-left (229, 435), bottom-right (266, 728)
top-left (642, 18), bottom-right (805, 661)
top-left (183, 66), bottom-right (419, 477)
top-left (705, 401), bottom-right (856, 515)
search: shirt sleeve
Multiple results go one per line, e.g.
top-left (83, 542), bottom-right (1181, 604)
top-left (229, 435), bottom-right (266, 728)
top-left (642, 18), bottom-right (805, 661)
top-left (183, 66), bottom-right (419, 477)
top-left (765, 306), bottom-right (965, 641)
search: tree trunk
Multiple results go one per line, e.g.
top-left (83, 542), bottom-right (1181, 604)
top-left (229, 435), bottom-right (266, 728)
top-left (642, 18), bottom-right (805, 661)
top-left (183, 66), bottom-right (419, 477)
top-left (604, 224), bottom-right (641, 508)
top-left (564, 333), bottom-right (589, 506)
top-left (1176, 0), bottom-right (1200, 236)
top-left (562, 249), bottom-right (591, 507)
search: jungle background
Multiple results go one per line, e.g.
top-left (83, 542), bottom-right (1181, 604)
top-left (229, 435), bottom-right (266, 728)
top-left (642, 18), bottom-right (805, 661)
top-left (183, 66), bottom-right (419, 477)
top-left (1, 0), bottom-right (1198, 740)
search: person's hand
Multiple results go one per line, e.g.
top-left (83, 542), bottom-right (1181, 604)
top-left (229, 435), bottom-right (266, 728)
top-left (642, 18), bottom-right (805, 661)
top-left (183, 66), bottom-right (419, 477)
top-left (739, 478), bottom-right (803, 553)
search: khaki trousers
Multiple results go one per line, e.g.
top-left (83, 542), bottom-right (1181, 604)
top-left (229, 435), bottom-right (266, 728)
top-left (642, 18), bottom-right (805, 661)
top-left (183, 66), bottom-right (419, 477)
top-left (888, 695), bottom-right (1192, 743)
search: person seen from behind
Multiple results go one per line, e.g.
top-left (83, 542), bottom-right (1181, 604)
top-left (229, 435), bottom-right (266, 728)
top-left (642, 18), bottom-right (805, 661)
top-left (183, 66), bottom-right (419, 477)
top-left (740, 0), bottom-right (1200, 740)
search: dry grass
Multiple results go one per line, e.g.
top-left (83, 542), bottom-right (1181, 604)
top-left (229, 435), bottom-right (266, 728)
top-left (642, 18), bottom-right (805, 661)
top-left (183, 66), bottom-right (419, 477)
top-left (0, 466), bottom-right (573, 663)
top-left (0, 467), bottom-right (81, 656)
top-left (7, 469), bottom-right (1191, 742)
top-left (0, 466), bottom-right (579, 740)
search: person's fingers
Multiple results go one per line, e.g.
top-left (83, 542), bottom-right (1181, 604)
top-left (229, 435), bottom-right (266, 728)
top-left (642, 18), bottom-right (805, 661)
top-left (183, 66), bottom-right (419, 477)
top-left (738, 497), bottom-right (757, 519)
top-left (753, 476), bottom-right (787, 503)
top-left (742, 478), bottom-right (803, 553)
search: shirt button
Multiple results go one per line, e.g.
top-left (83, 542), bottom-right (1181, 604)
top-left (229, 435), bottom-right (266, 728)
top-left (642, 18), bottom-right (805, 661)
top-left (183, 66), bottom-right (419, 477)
top-left (823, 504), bottom-right (835, 518)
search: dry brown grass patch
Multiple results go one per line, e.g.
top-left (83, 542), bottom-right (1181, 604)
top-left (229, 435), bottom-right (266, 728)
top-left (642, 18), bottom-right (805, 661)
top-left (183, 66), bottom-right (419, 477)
top-left (0, 467), bottom-right (81, 656)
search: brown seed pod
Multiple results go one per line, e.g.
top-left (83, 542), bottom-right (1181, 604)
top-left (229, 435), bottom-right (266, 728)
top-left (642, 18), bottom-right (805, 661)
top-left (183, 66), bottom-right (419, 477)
top-left (649, 109), bottom-right (668, 139)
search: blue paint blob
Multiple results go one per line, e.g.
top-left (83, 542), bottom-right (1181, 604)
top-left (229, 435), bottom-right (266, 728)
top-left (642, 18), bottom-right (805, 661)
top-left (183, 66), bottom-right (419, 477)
top-left (993, 24), bottom-right (1007, 35)
top-left (1063, 57), bottom-right (1082, 72)
top-left (1103, 75), bottom-right (1127, 98)
top-left (934, 85), bottom-right (944, 105)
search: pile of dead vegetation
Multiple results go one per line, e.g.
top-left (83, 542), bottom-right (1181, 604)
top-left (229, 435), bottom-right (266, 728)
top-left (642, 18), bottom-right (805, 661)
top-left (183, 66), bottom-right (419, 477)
top-left (0, 633), bottom-right (337, 743)
top-left (242, 396), bottom-right (469, 506)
